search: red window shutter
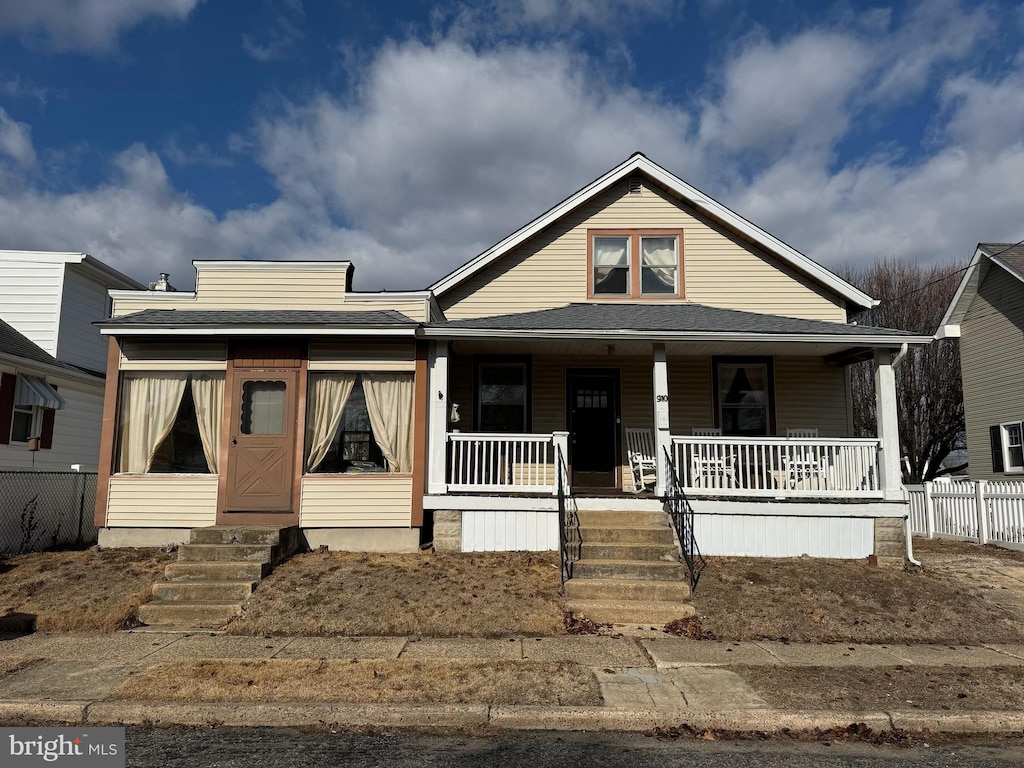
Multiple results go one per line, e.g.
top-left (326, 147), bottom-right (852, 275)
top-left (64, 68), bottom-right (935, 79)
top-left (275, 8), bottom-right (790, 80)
top-left (0, 372), bottom-right (15, 446)
top-left (40, 384), bottom-right (57, 450)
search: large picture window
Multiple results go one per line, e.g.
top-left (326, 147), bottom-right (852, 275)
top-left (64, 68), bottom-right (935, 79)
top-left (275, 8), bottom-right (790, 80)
top-left (476, 362), bottom-right (528, 433)
top-left (305, 372), bottom-right (414, 474)
top-left (715, 361), bottom-right (772, 437)
top-left (118, 373), bottom-right (225, 474)
top-left (589, 229), bottom-right (682, 298)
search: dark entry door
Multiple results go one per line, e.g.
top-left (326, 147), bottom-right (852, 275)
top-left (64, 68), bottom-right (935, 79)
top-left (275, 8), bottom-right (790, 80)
top-left (567, 370), bottom-right (620, 489)
top-left (222, 370), bottom-right (299, 517)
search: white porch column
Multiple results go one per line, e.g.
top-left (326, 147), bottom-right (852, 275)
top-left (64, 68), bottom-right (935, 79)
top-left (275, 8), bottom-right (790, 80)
top-left (873, 348), bottom-right (904, 501)
top-left (653, 343), bottom-right (671, 496)
top-left (427, 341), bottom-right (449, 494)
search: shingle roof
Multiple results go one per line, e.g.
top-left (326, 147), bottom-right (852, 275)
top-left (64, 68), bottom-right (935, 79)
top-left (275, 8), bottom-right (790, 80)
top-left (429, 303), bottom-right (920, 337)
top-left (981, 243), bottom-right (1024, 280)
top-left (102, 309), bottom-right (418, 327)
top-left (0, 317), bottom-right (89, 374)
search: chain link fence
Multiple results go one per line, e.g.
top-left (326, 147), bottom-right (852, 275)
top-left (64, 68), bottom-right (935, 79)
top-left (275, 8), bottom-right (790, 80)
top-left (0, 471), bottom-right (99, 555)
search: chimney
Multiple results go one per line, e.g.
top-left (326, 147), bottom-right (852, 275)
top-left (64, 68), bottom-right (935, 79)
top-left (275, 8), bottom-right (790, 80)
top-left (148, 273), bottom-right (176, 292)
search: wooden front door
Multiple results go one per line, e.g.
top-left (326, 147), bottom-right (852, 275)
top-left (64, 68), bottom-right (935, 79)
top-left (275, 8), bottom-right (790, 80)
top-left (221, 370), bottom-right (299, 519)
top-left (567, 369), bottom-right (620, 489)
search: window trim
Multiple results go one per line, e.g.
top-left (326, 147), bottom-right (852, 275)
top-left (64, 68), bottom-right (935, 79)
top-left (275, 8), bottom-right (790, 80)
top-left (1001, 420), bottom-right (1024, 473)
top-left (587, 228), bottom-right (684, 300)
top-left (473, 356), bottom-right (532, 433)
top-left (711, 356), bottom-right (776, 437)
top-left (10, 404), bottom-right (41, 444)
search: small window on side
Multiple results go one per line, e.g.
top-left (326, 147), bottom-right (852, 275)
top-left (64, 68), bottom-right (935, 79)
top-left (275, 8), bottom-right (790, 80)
top-left (10, 405), bottom-right (37, 443)
top-left (1002, 421), bottom-right (1024, 472)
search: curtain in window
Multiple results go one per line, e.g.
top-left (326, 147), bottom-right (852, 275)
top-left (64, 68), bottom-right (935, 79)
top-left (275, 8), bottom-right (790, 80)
top-left (594, 236), bottom-right (629, 292)
top-left (305, 373), bottom-right (357, 472)
top-left (361, 373), bottom-right (415, 473)
top-left (190, 374), bottom-right (225, 473)
top-left (118, 374), bottom-right (189, 473)
top-left (641, 237), bottom-right (677, 289)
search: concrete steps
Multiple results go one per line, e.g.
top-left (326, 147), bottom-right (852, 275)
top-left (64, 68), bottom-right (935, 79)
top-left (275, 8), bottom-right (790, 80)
top-left (138, 525), bottom-right (300, 630)
top-left (564, 509), bottom-right (692, 626)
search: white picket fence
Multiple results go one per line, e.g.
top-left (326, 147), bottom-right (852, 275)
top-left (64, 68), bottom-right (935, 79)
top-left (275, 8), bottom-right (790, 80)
top-left (907, 480), bottom-right (1024, 551)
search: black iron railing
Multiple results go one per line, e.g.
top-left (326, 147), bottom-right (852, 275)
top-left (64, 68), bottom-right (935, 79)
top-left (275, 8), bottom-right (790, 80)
top-left (556, 447), bottom-right (580, 586)
top-left (661, 447), bottom-right (706, 592)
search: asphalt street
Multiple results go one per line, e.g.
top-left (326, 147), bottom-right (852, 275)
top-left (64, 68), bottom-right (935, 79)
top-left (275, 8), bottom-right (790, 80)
top-left (124, 727), bottom-right (1024, 768)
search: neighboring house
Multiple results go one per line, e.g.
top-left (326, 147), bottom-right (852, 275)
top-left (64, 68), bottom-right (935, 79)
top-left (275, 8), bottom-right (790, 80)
top-left (938, 242), bottom-right (1024, 481)
top-left (0, 251), bottom-right (142, 471)
top-left (93, 153), bottom-right (929, 562)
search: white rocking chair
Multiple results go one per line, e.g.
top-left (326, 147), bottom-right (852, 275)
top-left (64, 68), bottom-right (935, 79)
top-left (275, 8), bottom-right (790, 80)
top-left (625, 427), bottom-right (657, 493)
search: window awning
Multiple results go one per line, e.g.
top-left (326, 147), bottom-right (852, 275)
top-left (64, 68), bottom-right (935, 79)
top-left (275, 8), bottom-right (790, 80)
top-left (14, 375), bottom-right (65, 410)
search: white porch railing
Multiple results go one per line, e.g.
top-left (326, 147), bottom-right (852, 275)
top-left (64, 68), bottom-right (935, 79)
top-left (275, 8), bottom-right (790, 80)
top-left (672, 436), bottom-right (882, 498)
top-left (447, 432), bottom-right (568, 494)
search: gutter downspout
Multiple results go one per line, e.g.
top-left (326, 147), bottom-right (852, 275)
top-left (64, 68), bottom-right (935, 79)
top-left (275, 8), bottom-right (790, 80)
top-left (890, 342), bottom-right (922, 567)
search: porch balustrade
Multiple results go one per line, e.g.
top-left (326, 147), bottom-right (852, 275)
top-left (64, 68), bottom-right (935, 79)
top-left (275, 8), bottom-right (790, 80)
top-left (446, 432), bottom-right (569, 494)
top-left (672, 435), bottom-right (882, 498)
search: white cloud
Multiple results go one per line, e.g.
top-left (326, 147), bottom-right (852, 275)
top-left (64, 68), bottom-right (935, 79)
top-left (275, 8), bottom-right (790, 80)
top-left (0, 109), bottom-right (36, 167)
top-left (0, 0), bottom-right (200, 53)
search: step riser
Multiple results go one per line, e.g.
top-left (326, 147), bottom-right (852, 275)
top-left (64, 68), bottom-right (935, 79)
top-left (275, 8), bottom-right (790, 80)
top-left (576, 511), bottom-right (668, 527)
top-left (565, 602), bottom-right (696, 625)
top-left (178, 544), bottom-right (277, 563)
top-left (564, 580), bottom-right (690, 601)
top-left (580, 544), bottom-right (679, 561)
top-left (137, 603), bottom-right (243, 629)
top-left (573, 561), bottom-right (684, 580)
top-left (579, 527), bottom-right (675, 544)
top-left (165, 561), bottom-right (270, 581)
top-left (152, 582), bottom-right (256, 602)
top-left (189, 526), bottom-right (301, 552)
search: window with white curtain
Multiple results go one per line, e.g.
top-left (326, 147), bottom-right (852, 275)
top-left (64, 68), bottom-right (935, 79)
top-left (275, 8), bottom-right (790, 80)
top-left (717, 363), bottom-right (770, 437)
top-left (590, 230), bottom-right (681, 298)
top-left (305, 372), bottom-right (415, 474)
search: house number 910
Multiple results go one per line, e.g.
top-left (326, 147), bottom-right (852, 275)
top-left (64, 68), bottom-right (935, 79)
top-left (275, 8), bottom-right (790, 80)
top-left (656, 395), bottom-right (669, 402)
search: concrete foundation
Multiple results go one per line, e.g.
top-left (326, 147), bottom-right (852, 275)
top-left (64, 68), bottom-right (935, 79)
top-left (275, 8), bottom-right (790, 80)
top-left (98, 527), bottom-right (191, 548)
top-left (873, 516), bottom-right (907, 567)
top-left (302, 527), bottom-right (420, 553)
top-left (432, 510), bottom-right (462, 552)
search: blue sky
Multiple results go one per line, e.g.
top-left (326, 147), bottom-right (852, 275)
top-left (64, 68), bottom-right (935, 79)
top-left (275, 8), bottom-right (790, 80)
top-left (0, 0), bottom-right (1021, 290)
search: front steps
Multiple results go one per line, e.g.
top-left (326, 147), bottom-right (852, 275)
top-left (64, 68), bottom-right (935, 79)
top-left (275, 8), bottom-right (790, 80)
top-left (138, 525), bottom-right (301, 630)
top-left (564, 509), bottom-right (695, 626)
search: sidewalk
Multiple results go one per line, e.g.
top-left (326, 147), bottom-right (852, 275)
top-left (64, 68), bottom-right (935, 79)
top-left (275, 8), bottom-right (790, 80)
top-left (1, 631), bottom-right (1024, 734)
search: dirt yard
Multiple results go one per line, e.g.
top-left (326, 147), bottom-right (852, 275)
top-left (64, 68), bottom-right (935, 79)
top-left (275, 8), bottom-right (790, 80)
top-left (690, 538), bottom-right (1024, 644)
top-left (0, 549), bottom-right (173, 632)
top-left (227, 551), bottom-right (565, 637)
top-left (114, 659), bottom-right (600, 705)
top-left (740, 665), bottom-right (1024, 712)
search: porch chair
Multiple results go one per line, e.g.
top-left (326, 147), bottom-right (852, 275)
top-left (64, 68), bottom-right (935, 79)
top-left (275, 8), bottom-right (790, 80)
top-left (691, 427), bottom-right (721, 436)
top-left (781, 447), bottom-right (826, 490)
top-left (690, 453), bottom-right (737, 489)
top-left (786, 428), bottom-right (819, 438)
top-left (625, 427), bottom-right (658, 493)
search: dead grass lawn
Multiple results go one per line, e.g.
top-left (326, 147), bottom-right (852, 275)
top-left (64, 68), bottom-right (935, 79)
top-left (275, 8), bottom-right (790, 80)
top-left (228, 551), bottom-right (564, 637)
top-left (691, 539), bottom-right (1024, 644)
top-left (740, 665), bottom-right (1024, 712)
top-left (0, 657), bottom-right (40, 680)
top-left (0, 549), bottom-right (173, 632)
top-left (114, 659), bottom-right (600, 705)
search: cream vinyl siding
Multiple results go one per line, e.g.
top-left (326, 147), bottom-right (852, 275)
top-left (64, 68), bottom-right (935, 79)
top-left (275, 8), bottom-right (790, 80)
top-left (106, 475), bottom-right (218, 528)
top-left (0, 376), bottom-right (105, 471)
top-left (342, 299), bottom-right (427, 321)
top-left (440, 180), bottom-right (846, 322)
top-left (118, 341), bottom-right (228, 371)
top-left (0, 259), bottom-right (64, 355)
top-left (308, 341), bottom-right (415, 371)
top-left (57, 266), bottom-right (110, 372)
top-left (668, 356), bottom-right (714, 434)
top-left (774, 357), bottom-right (849, 437)
top-left (960, 266), bottom-right (1024, 480)
top-left (299, 475), bottom-right (413, 527)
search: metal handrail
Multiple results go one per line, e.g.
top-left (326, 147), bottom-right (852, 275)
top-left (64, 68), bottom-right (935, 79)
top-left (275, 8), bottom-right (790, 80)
top-left (556, 446), bottom-right (580, 587)
top-left (661, 446), bottom-right (706, 592)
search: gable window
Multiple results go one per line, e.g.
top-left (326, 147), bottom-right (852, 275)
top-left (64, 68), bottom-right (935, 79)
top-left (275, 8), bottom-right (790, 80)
top-left (713, 359), bottom-right (774, 437)
top-left (1001, 421), bottom-right (1024, 472)
top-left (476, 361), bottom-right (529, 433)
top-left (589, 229), bottom-right (682, 299)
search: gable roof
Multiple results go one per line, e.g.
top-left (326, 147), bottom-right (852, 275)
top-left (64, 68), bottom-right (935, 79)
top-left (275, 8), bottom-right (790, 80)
top-left (938, 242), bottom-right (1024, 339)
top-left (423, 302), bottom-right (928, 345)
top-left (428, 153), bottom-right (877, 311)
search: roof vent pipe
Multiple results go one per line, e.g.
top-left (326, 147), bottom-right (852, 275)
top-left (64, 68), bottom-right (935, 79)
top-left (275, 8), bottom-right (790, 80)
top-left (148, 273), bottom-right (176, 292)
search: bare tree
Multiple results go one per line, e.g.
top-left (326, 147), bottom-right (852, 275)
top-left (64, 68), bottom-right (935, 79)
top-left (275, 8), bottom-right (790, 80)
top-left (839, 258), bottom-right (967, 483)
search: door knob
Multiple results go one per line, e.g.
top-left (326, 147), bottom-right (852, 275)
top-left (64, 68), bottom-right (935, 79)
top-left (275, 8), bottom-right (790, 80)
top-left (231, 436), bottom-right (238, 446)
